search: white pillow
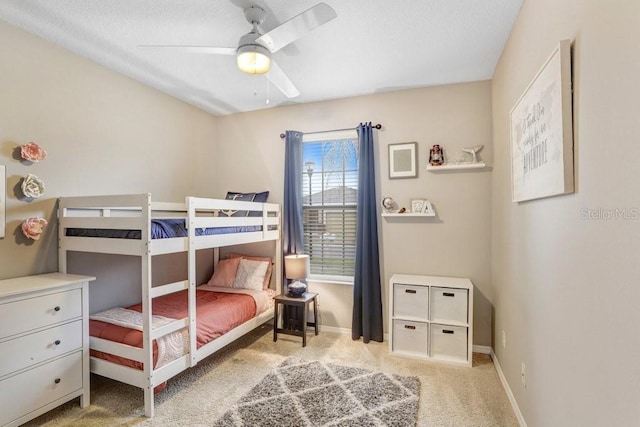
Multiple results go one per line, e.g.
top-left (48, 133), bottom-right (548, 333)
top-left (233, 258), bottom-right (269, 291)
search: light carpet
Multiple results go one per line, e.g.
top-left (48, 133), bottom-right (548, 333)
top-left (213, 357), bottom-right (420, 426)
top-left (25, 324), bottom-right (518, 426)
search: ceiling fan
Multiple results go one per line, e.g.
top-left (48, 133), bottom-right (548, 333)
top-left (140, 3), bottom-right (337, 99)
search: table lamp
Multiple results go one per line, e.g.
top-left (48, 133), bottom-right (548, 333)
top-left (284, 254), bottom-right (309, 297)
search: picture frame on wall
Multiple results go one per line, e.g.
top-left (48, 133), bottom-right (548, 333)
top-left (510, 39), bottom-right (574, 203)
top-left (389, 142), bottom-right (417, 179)
top-left (0, 165), bottom-right (5, 238)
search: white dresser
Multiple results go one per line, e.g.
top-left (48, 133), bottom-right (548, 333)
top-left (389, 274), bottom-right (473, 367)
top-left (0, 273), bottom-right (94, 427)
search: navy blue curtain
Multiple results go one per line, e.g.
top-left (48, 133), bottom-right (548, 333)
top-left (283, 130), bottom-right (304, 255)
top-left (283, 130), bottom-right (305, 330)
top-left (352, 123), bottom-right (383, 343)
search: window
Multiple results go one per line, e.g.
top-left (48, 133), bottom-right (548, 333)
top-left (302, 131), bottom-right (358, 282)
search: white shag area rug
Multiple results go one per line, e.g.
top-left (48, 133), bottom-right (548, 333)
top-left (213, 357), bottom-right (421, 427)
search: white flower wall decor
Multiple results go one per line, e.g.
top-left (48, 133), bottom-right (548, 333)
top-left (21, 174), bottom-right (46, 199)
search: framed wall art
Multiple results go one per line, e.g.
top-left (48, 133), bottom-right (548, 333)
top-left (388, 142), bottom-right (417, 179)
top-left (510, 39), bottom-right (574, 203)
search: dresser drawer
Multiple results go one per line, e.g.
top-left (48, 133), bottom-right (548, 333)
top-left (393, 284), bottom-right (429, 321)
top-left (392, 319), bottom-right (428, 356)
top-left (0, 289), bottom-right (82, 338)
top-left (0, 320), bottom-right (83, 378)
top-left (0, 351), bottom-right (83, 426)
top-left (430, 287), bottom-right (468, 324)
top-left (430, 324), bottom-right (468, 362)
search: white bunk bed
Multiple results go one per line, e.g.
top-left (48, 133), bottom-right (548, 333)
top-left (58, 193), bottom-right (281, 417)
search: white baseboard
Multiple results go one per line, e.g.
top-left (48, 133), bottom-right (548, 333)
top-left (473, 345), bottom-right (492, 354)
top-left (320, 325), bottom-right (351, 335)
top-left (490, 349), bottom-right (528, 427)
top-left (319, 325), bottom-right (389, 342)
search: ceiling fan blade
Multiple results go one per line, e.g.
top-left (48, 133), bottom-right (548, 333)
top-left (257, 3), bottom-right (337, 53)
top-left (138, 45), bottom-right (236, 55)
top-left (267, 60), bottom-right (300, 98)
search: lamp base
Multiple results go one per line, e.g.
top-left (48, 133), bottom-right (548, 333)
top-left (287, 280), bottom-right (307, 298)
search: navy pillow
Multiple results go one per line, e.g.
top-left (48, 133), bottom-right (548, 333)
top-left (249, 191), bottom-right (269, 217)
top-left (224, 192), bottom-right (256, 217)
top-left (223, 191), bottom-right (269, 217)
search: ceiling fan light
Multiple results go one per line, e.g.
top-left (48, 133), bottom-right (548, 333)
top-left (237, 49), bottom-right (270, 74)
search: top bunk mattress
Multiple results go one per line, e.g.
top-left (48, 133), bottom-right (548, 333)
top-left (65, 218), bottom-right (261, 239)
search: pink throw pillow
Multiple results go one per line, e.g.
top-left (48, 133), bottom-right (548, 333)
top-left (207, 257), bottom-right (241, 288)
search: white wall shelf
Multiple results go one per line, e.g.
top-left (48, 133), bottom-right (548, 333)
top-left (382, 212), bottom-right (435, 218)
top-left (427, 162), bottom-right (486, 171)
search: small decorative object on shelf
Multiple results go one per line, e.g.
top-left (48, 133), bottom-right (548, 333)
top-left (422, 200), bottom-right (434, 215)
top-left (461, 145), bottom-right (484, 164)
top-left (411, 199), bottom-right (426, 213)
top-left (21, 216), bottom-right (48, 240)
top-left (381, 196), bottom-right (397, 213)
top-left (429, 144), bottom-right (444, 166)
top-left (20, 142), bottom-right (48, 162)
top-left (20, 174), bottom-right (46, 199)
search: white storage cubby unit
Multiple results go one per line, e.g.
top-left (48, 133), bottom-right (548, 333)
top-left (389, 274), bottom-right (473, 366)
top-left (0, 273), bottom-right (94, 427)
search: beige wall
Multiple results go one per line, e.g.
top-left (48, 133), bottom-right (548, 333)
top-left (0, 21), bottom-right (218, 279)
top-left (491, 0), bottom-right (640, 425)
top-left (1, 17), bottom-right (494, 347)
top-left (215, 82), bottom-right (494, 346)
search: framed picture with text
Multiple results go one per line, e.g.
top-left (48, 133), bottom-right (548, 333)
top-left (510, 39), bottom-right (574, 202)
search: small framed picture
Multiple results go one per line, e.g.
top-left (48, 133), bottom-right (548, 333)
top-left (389, 142), bottom-right (417, 179)
top-left (411, 199), bottom-right (425, 213)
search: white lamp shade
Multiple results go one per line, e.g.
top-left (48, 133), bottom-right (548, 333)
top-left (284, 254), bottom-right (309, 280)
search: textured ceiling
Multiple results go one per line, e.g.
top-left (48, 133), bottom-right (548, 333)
top-left (0, 0), bottom-right (523, 116)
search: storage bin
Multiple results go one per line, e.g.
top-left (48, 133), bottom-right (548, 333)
top-left (392, 319), bottom-right (428, 356)
top-left (393, 283), bottom-right (429, 321)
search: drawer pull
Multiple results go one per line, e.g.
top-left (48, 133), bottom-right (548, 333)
top-left (54, 378), bottom-right (61, 384)
top-left (54, 340), bottom-right (61, 345)
top-left (404, 325), bottom-right (416, 330)
top-left (54, 306), bottom-right (61, 312)
top-left (442, 329), bottom-right (454, 334)
top-left (442, 292), bottom-right (455, 297)
top-left (405, 289), bottom-right (417, 294)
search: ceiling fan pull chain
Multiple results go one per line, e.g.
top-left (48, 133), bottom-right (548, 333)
top-left (266, 76), bottom-right (270, 105)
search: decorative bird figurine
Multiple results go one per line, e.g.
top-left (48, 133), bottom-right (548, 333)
top-left (462, 145), bottom-right (484, 163)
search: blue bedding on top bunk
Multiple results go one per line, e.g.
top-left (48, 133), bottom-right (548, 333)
top-left (65, 218), bottom-right (261, 240)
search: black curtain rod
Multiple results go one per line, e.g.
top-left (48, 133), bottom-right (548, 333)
top-left (279, 123), bottom-right (382, 139)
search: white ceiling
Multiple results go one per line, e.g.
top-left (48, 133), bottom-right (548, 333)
top-left (0, 0), bottom-right (523, 116)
